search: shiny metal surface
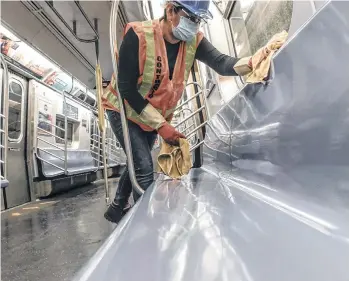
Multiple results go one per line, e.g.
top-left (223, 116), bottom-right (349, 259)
top-left (73, 2), bottom-right (349, 281)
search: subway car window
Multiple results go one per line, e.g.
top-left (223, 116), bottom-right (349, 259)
top-left (55, 118), bottom-right (73, 145)
top-left (8, 81), bottom-right (23, 141)
top-left (229, 0), bottom-right (293, 58)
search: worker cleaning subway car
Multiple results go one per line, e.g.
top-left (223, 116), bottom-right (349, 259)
top-left (102, 0), bottom-right (286, 224)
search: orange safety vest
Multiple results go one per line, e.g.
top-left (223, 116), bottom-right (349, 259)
top-left (102, 19), bottom-right (203, 131)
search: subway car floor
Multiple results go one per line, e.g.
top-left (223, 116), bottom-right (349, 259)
top-left (1, 179), bottom-right (120, 281)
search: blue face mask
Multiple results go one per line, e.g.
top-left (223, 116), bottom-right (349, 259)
top-left (172, 16), bottom-right (199, 42)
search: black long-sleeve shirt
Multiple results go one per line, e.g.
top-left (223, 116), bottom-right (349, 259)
top-left (118, 27), bottom-right (239, 114)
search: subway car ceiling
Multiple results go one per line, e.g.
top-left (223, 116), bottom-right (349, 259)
top-left (1, 1), bottom-right (146, 89)
top-left (1, 0), bottom-right (328, 91)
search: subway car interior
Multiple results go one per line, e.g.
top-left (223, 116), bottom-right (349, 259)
top-left (1, 0), bottom-right (349, 281)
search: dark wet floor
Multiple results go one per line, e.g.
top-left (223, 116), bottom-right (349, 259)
top-left (1, 179), bottom-right (119, 281)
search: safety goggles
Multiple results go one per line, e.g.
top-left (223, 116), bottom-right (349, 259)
top-left (179, 7), bottom-right (204, 24)
top-left (173, 4), bottom-right (205, 24)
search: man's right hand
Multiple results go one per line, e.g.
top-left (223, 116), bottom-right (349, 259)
top-left (158, 123), bottom-right (186, 146)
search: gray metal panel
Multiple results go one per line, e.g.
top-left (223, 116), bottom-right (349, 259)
top-left (73, 2), bottom-right (349, 281)
top-left (6, 74), bottom-right (30, 208)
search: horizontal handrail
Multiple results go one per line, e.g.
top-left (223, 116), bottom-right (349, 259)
top-left (90, 147), bottom-right (103, 153)
top-left (90, 150), bottom-right (100, 155)
top-left (106, 137), bottom-right (120, 144)
top-left (90, 139), bottom-right (101, 144)
top-left (107, 154), bottom-right (120, 160)
top-left (175, 106), bottom-right (194, 117)
top-left (37, 137), bottom-right (65, 150)
top-left (38, 148), bottom-right (65, 161)
top-left (36, 154), bottom-right (65, 171)
top-left (37, 127), bottom-right (66, 141)
top-left (91, 157), bottom-right (103, 164)
top-left (187, 133), bottom-right (197, 142)
top-left (90, 143), bottom-right (101, 149)
top-left (181, 123), bottom-right (195, 134)
top-left (185, 82), bottom-right (202, 90)
top-left (175, 82), bottom-right (212, 158)
top-left (175, 91), bottom-right (203, 111)
top-left (106, 148), bottom-right (121, 155)
top-left (91, 134), bottom-right (102, 139)
top-left (190, 140), bottom-right (205, 152)
top-left (185, 121), bottom-right (208, 139)
top-left (90, 143), bottom-right (102, 149)
top-left (175, 106), bottom-right (205, 128)
top-left (105, 141), bottom-right (120, 149)
top-left (40, 120), bottom-right (66, 131)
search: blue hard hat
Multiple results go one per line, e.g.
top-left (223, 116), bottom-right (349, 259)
top-left (172, 1), bottom-right (213, 20)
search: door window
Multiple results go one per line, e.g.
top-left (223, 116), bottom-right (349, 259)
top-left (228, 0), bottom-right (293, 58)
top-left (8, 80), bottom-right (24, 142)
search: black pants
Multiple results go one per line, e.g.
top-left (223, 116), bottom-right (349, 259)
top-left (106, 110), bottom-right (157, 203)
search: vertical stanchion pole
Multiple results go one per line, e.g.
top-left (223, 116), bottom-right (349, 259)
top-left (96, 63), bottom-right (109, 204)
top-left (96, 119), bottom-right (101, 170)
top-left (94, 16), bottom-right (109, 204)
top-left (109, 0), bottom-right (144, 196)
top-left (101, 128), bottom-right (109, 203)
top-left (63, 92), bottom-right (68, 174)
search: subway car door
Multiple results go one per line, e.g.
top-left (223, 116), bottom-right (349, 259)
top-left (5, 73), bottom-right (30, 208)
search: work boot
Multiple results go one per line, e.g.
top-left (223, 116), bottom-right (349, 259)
top-left (104, 197), bottom-right (127, 224)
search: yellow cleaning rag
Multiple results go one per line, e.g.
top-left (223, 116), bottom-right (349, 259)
top-left (157, 138), bottom-right (192, 179)
top-left (246, 30), bottom-right (288, 84)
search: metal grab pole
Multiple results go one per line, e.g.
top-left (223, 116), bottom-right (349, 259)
top-left (95, 62), bottom-right (110, 204)
top-left (101, 129), bottom-right (109, 203)
top-left (110, 0), bottom-right (144, 196)
top-left (0, 54), bottom-right (9, 181)
top-left (63, 92), bottom-right (68, 174)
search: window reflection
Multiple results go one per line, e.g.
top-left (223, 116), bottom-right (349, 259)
top-left (229, 0), bottom-right (293, 57)
top-left (8, 81), bottom-right (23, 141)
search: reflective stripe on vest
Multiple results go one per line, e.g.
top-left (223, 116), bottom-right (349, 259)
top-left (102, 19), bottom-right (202, 131)
top-left (139, 21), bottom-right (155, 97)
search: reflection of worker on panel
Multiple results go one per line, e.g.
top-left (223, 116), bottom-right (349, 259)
top-left (38, 103), bottom-right (52, 134)
top-left (102, 0), bottom-right (284, 224)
